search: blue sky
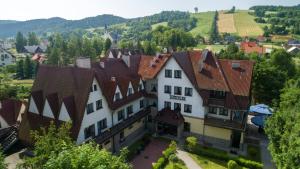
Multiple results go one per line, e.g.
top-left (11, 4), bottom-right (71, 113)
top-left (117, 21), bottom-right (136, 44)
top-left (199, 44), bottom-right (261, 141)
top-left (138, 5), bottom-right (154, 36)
top-left (1, 0), bottom-right (300, 21)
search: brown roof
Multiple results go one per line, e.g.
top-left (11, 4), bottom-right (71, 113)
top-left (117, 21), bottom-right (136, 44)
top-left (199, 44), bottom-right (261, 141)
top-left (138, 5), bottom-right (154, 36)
top-left (155, 108), bottom-right (184, 126)
top-left (0, 99), bottom-right (23, 126)
top-left (138, 54), bottom-right (171, 80)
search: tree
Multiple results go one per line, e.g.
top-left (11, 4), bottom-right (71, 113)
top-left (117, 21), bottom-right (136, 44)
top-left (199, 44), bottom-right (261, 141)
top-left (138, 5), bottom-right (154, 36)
top-left (265, 79), bottom-right (300, 168)
top-left (47, 48), bottom-right (60, 65)
top-left (194, 7), bottom-right (198, 13)
top-left (0, 148), bottom-right (7, 169)
top-left (28, 32), bottom-right (39, 46)
top-left (82, 38), bottom-right (96, 60)
top-left (252, 61), bottom-right (287, 105)
top-left (270, 49), bottom-right (296, 78)
top-left (92, 37), bottom-right (104, 56)
top-left (104, 38), bottom-right (112, 52)
top-left (16, 32), bottom-right (27, 53)
top-left (18, 122), bottom-right (132, 169)
top-left (16, 59), bottom-right (24, 79)
top-left (24, 55), bottom-right (33, 79)
top-left (143, 41), bottom-right (156, 55)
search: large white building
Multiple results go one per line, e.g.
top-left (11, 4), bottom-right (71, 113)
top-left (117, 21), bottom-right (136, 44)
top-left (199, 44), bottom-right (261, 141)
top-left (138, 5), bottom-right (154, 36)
top-left (20, 50), bottom-right (254, 151)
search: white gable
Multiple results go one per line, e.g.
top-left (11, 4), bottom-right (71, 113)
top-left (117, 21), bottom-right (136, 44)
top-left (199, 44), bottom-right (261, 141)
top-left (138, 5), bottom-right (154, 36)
top-left (127, 82), bottom-right (134, 96)
top-left (114, 85), bottom-right (123, 101)
top-left (59, 103), bottom-right (71, 122)
top-left (28, 96), bottom-right (39, 114)
top-left (0, 115), bottom-right (8, 128)
top-left (43, 99), bottom-right (55, 118)
top-left (139, 79), bottom-right (144, 91)
top-left (108, 51), bottom-right (114, 58)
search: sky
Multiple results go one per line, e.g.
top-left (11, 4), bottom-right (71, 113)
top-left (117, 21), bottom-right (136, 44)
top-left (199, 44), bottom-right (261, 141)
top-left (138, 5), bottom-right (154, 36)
top-left (1, 0), bottom-right (300, 21)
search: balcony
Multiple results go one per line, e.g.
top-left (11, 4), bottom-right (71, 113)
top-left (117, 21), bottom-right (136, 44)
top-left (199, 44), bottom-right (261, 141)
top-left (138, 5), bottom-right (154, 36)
top-left (93, 107), bottom-right (151, 144)
top-left (204, 115), bottom-right (246, 131)
top-left (208, 98), bottom-right (225, 106)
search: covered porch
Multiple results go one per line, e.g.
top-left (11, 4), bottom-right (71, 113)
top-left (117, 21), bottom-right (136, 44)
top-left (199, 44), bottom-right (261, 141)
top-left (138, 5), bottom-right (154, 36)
top-left (154, 108), bottom-right (184, 139)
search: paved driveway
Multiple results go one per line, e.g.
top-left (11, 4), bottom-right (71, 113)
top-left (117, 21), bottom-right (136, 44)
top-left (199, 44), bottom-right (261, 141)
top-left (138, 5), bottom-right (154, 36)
top-left (131, 138), bottom-right (169, 169)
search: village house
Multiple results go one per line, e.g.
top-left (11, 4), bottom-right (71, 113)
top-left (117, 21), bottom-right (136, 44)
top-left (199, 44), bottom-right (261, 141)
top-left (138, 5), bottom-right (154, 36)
top-left (19, 50), bottom-right (254, 152)
top-left (240, 41), bottom-right (266, 55)
top-left (23, 45), bottom-right (45, 54)
top-left (0, 47), bottom-right (16, 66)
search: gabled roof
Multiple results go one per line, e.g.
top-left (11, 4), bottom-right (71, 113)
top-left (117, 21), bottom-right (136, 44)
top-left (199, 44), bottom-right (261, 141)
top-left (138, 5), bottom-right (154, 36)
top-left (0, 99), bottom-right (23, 126)
top-left (240, 42), bottom-right (265, 54)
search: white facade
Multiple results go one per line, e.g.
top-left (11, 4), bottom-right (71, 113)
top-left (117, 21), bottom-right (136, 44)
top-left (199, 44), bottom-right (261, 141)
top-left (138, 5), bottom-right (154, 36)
top-left (42, 100), bottom-right (54, 118)
top-left (28, 97), bottom-right (39, 114)
top-left (59, 103), bottom-right (71, 122)
top-left (76, 79), bottom-right (112, 144)
top-left (156, 57), bottom-right (205, 119)
top-left (0, 49), bottom-right (15, 67)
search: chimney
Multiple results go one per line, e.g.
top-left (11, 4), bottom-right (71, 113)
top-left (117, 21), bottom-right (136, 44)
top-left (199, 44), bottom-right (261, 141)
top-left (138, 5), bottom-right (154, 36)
top-left (76, 57), bottom-right (91, 69)
top-left (100, 61), bottom-right (105, 69)
top-left (111, 77), bottom-right (116, 82)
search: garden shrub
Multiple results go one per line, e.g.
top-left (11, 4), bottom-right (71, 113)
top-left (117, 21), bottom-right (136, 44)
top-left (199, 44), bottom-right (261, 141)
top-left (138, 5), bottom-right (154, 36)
top-left (185, 136), bottom-right (197, 152)
top-left (228, 160), bottom-right (240, 169)
top-left (152, 157), bottom-right (166, 169)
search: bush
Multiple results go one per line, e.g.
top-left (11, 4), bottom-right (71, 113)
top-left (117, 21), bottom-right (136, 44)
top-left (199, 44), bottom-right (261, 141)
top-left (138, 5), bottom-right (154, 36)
top-left (185, 136), bottom-right (197, 152)
top-left (228, 160), bottom-right (240, 169)
top-left (169, 154), bottom-right (179, 163)
top-left (235, 157), bottom-right (263, 169)
top-left (152, 157), bottom-right (166, 169)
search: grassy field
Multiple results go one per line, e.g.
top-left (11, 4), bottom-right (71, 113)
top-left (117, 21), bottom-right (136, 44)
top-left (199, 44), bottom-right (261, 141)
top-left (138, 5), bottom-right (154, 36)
top-left (190, 11), bottom-right (215, 39)
top-left (12, 79), bottom-right (34, 87)
top-left (217, 11), bottom-right (236, 33)
top-left (151, 22), bottom-right (168, 30)
top-left (164, 160), bottom-right (187, 169)
top-left (233, 11), bottom-right (264, 37)
top-left (189, 153), bottom-right (227, 169)
top-left (195, 44), bottom-right (227, 53)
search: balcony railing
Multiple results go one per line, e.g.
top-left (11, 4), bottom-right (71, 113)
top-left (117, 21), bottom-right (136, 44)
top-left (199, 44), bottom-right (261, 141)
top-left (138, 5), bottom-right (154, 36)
top-left (208, 98), bottom-right (225, 106)
top-left (93, 107), bottom-right (151, 144)
top-left (204, 115), bottom-right (246, 131)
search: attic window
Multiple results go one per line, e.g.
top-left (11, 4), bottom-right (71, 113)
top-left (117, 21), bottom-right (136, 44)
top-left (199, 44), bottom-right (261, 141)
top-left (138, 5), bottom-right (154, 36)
top-left (115, 92), bottom-right (121, 101)
top-left (128, 88), bottom-right (133, 95)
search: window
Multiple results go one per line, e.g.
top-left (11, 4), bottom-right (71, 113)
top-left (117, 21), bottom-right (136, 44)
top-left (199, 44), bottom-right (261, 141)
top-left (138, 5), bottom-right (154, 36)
top-left (96, 100), bottom-right (103, 110)
top-left (185, 88), bottom-right (193, 96)
top-left (174, 103), bottom-right (181, 111)
top-left (233, 111), bottom-right (242, 121)
top-left (84, 124), bottom-right (95, 139)
top-left (164, 85), bottom-right (171, 94)
top-left (210, 91), bottom-right (226, 99)
top-left (127, 105), bottom-right (133, 117)
top-left (174, 70), bottom-right (182, 78)
top-left (174, 86), bottom-right (182, 95)
top-left (93, 84), bottom-right (97, 91)
top-left (140, 99), bottom-right (144, 109)
top-left (165, 69), bottom-right (172, 78)
top-left (97, 118), bottom-right (107, 134)
top-left (115, 92), bottom-right (121, 101)
top-left (184, 104), bottom-right (192, 113)
top-left (219, 108), bottom-right (228, 116)
top-left (208, 107), bottom-right (218, 114)
top-left (151, 84), bottom-right (157, 92)
top-left (164, 101), bottom-right (171, 108)
top-left (184, 122), bottom-right (191, 132)
top-left (90, 86), bottom-right (93, 93)
top-left (120, 131), bottom-right (125, 143)
top-left (138, 83), bottom-right (143, 91)
top-left (118, 110), bottom-right (125, 121)
top-left (128, 88), bottom-right (133, 95)
top-left (86, 103), bottom-right (94, 114)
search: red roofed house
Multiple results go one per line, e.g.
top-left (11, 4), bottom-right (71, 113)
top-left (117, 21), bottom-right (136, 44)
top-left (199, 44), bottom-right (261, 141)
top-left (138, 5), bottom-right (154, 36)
top-left (19, 50), bottom-right (254, 152)
top-left (240, 41), bottom-right (265, 55)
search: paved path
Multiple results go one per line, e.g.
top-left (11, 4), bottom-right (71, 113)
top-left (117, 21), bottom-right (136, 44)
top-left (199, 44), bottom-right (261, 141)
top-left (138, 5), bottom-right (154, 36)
top-left (177, 150), bottom-right (202, 169)
top-left (260, 139), bottom-right (276, 169)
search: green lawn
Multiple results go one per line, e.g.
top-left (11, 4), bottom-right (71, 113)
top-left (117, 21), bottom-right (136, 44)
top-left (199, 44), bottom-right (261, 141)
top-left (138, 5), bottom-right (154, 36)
top-left (190, 12), bottom-right (215, 39)
top-left (164, 160), bottom-right (187, 169)
top-left (189, 153), bottom-right (227, 169)
top-left (243, 144), bottom-right (262, 162)
top-left (233, 11), bottom-right (264, 37)
top-left (151, 22), bottom-right (168, 30)
top-left (195, 44), bottom-right (227, 53)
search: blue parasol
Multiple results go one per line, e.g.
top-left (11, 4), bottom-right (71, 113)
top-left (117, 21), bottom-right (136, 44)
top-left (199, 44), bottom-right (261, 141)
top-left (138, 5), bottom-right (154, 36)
top-left (249, 104), bottom-right (273, 115)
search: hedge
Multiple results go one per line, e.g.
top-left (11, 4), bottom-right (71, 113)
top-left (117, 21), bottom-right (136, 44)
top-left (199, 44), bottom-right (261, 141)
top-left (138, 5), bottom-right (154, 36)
top-left (152, 141), bottom-right (177, 169)
top-left (184, 137), bottom-right (263, 169)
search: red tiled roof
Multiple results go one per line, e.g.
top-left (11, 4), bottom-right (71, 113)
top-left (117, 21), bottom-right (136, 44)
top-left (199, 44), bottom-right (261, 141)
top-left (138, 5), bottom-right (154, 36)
top-left (155, 108), bottom-right (184, 126)
top-left (138, 54), bottom-right (171, 80)
top-left (240, 41), bottom-right (265, 54)
top-left (0, 99), bottom-right (23, 126)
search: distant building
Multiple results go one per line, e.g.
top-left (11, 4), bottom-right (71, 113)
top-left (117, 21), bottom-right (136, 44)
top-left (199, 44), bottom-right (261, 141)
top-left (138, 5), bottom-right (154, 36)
top-left (287, 46), bottom-right (300, 55)
top-left (107, 48), bottom-right (142, 59)
top-left (32, 53), bottom-right (47, 64)
top-left (240, 41), bottom-right (265, 55)
top-left (103, 25), bottom-right (120, 46)
top-left (23, 45), bottom-right (45, 54)
top-left (0, 47), bottom-right (16, 66)
top-left (256, 35), bottom-right (267, 43)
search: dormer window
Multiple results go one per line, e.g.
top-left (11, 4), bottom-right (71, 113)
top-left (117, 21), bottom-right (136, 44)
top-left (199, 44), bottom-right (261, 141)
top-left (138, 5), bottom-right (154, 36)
top-left (115, 92), bottom-right (121, 101)
top-left (93, 84), bottom-right (97, 91)
top-left (210, 91), bottom-right (226, 99)
top-left (128, 88), bottom-right (133, 95)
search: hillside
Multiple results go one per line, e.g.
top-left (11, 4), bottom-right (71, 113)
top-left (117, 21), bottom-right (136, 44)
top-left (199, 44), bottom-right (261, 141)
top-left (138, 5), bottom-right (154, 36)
top-left (189, 11), bottom-right (215, 39)
top-left (0, 15), bottom-right (126, 38)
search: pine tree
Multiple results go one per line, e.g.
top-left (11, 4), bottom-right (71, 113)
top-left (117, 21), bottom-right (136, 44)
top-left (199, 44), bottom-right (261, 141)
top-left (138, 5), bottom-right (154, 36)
top-left (16, 59), bottom-right (24, 79)
top-left (28, 32), bottom-right (40, 46)
top-left (104, 38), bottom-right (112, 52)
top-left (16, 32), bottom-right (26, 53)
top-left (24, 55), bottom-right (33, 79)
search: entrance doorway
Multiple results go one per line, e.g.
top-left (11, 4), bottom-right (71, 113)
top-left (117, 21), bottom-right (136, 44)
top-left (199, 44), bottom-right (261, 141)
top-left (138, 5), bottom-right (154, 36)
top-left (231, 131), bottom-right (241, 148)
top-left (157, 123), bottom-right (177, 137)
